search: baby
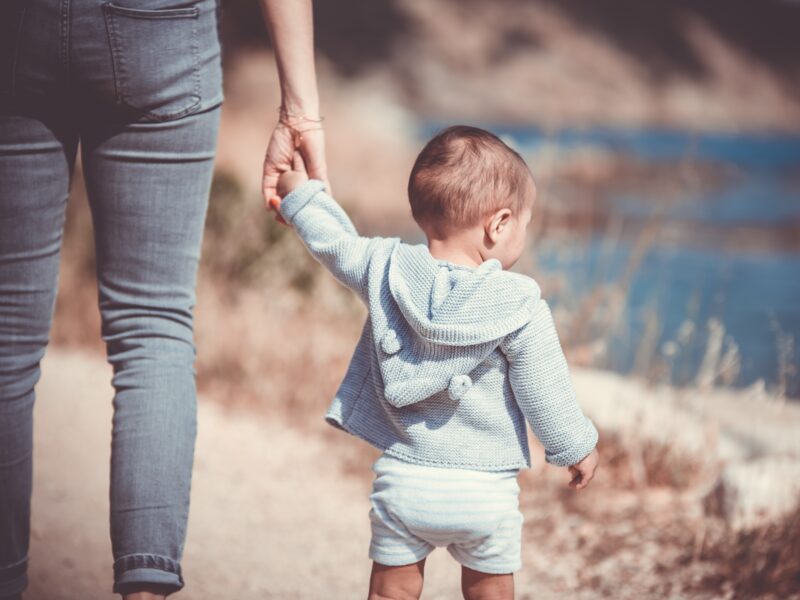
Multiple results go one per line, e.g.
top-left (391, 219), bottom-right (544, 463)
top-left (270, 125), bottom-right (599, 600)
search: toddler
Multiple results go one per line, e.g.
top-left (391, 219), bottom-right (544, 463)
top-left (270, 125), bottom-right (599, 600)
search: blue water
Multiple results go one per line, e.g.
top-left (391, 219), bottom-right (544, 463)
top-left (423, 124), bottom-right (800, 396)
top-left (611, 174), bottom-right (800, 225)
top-left (420, 123), bottom-right (800, 170)
top-left (537, 237), bottom-right (800, 396)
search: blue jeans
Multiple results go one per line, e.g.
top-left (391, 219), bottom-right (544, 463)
top-left (0, 0), bottom-right (223, 596)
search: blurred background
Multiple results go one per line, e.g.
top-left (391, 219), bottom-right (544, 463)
top-left (41, 0), bottom-right (800, 598)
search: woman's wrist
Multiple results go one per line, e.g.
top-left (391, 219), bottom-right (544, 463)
top-left (279, 90), bottom-right (320, 120)
top-left (278, 105), bottom-right (322, 124)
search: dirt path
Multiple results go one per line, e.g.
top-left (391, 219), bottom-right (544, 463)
top-left (25, 349), bottom-right (476, 599)
top-left (24, 349), bottom-right (800, 599)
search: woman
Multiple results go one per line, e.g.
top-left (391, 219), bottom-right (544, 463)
top-left (0, 0), bottom-right (326, 597)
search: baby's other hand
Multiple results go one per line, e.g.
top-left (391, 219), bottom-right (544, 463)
top-left (276, 151), bottom-right (309, 198)
top-left (567, 448), bottom-right (599, 490)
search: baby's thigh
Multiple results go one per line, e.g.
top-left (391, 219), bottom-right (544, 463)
top-left (369, 491), bottom-right (436, 567)
top-left (447, 508), bottom-right (524, 575)
top-left (395, 486), bottom-right (522, 565)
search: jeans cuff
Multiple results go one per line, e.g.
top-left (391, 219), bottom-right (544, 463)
top-left (0, 556), bottom-right (28, 598)
top-left (112, 554), bottom-right (183, 595)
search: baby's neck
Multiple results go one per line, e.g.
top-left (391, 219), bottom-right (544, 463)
top-left (427, 238), bottom-right (485, 269)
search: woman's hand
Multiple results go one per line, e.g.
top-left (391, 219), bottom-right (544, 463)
top-left (262, 124), bottom-right (328, 208)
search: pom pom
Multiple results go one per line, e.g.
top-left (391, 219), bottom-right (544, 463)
top-left (381, 329), bottom-right (402, 355)
top-left (448, 375), bottom-right (472, 400)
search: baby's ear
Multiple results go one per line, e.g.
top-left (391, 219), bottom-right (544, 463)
top-left (485, 207), bottom-right (513, 241)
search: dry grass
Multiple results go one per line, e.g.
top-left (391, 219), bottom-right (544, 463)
top-left (693, 506), bottom-right (800, 599)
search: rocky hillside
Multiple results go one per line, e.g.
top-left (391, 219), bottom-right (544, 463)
top-left (223, 0), bottom-right (800, 131)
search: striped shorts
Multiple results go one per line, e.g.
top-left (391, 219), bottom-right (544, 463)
top-left (368, 453), bottom-right (523, 574)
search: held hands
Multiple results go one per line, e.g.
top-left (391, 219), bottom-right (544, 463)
top-left (567, 448), bottom-right (599, 490)
top-left (262, 112), bottom-right (329, 210)
top-left (277, 152), bottom-right (309, 196)
top-left (267, 152), bottom-right (309, 224)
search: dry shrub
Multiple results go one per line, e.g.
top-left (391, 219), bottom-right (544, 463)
top-left (692, 507), bottom-right (800, 599)
top-left (595, 430), bottom-right (710, 491)
top-left (195, 169), bottom-right (369, 420)
top-left (194, 277), bottom-right (364, 422)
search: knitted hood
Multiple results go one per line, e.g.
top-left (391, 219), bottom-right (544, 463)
top-left (376, 242), bottom-right (540, 408)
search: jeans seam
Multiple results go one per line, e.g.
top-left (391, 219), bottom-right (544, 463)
top-left (6, 2), bottom-right (27, 96)
top-left (102, 3), bottom-right (122, 105)
top-left (0, 555), bottom-right (28, 574)
top-left (102, 4), bottom-right (199, 19)
top-left (0, 554), bottom-right (28, 596)
top-left (60, 0), bottom-right (70, 73)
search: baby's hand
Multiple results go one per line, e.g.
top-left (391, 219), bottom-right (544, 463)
top-left (567, 448), bottom-right (599, 490)
top-left (276, 170), bottom-right (308, 198)
top-left (277, 151), bottom-right (309, 197)
top-left (269, 152), bottom-right (309, 224)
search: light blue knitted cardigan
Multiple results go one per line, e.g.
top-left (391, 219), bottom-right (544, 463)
top-left (279, 180), bottom-right (599, 471)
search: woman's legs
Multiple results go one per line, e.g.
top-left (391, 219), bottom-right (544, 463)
top-left (80, 105), bottom-right (221, 595)
top-left (0, 106), bottom-right (77, 599)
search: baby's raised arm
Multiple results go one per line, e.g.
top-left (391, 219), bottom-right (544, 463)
top-left (500, 299), bottom-right (599, 487)
top-left (272, 175), bottom-right (383, 301)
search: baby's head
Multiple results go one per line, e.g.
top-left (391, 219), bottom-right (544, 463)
top-left (408, 125), bottom-right (536, 269)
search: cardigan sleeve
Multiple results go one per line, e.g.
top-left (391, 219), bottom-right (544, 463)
top-left (278, 179), bottom-right (383, 300)
top-left (500, 299), bottom-right (599, 467)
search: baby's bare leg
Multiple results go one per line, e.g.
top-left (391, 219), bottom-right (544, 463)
top-left (368, 559), bottom-right (426, 600)
top-left (461, 567), bottom-right (514, 600)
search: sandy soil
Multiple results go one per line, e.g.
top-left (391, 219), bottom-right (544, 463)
top-left (24, 349), bottom-right (800, 599)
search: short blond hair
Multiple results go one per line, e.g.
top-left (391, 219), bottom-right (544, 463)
top-left (408, 125), bottom-right (534, 234)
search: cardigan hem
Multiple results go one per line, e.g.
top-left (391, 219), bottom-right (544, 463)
top-left (325, 411), bottom-right (531, 473)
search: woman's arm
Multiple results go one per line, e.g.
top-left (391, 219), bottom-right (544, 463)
top-left (260, 0), bottom-right (318, 115)
top-left (260, 0), bottom-right (329, 203)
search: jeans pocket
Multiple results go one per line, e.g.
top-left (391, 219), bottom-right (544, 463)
top-left (102, 1), bottom-right (205, 121)
top-left (0, 0), bottom-right (26, 97)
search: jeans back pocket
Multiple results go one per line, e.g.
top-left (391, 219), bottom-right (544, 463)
top-left (102, 2), bottom-right (203, 121)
